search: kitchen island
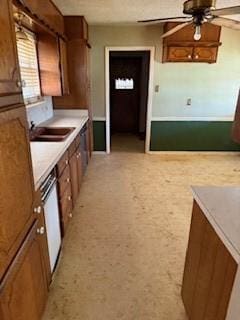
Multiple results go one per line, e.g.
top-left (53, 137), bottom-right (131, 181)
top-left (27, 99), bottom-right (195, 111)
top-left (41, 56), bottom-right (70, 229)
top-left (182, 186), bottom-right (240, 320)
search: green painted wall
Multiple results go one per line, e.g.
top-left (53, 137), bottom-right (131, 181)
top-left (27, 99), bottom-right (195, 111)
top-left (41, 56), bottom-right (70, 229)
top-left (150, 121), bottom-right (240, 151)
top-left (93, 121), bottom-right (106, 151)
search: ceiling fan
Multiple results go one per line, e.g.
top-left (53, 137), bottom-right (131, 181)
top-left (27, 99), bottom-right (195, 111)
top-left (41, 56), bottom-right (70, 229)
top-left (138, 0), bottom-right (240, 41)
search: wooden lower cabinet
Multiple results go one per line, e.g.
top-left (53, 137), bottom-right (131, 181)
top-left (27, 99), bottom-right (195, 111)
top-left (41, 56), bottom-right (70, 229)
top-left (59, 184), bottom-right (73, 234)
top-left (69, 151), bottom-right (79, 206)
top-left (0, 105), bottom-right (36, 281)
top-left (69, 142), bottom-right (82, 206)
top-left (182, 201), bottom-right (238, 320)
top-left (0, 220), bottom-right (48, 320)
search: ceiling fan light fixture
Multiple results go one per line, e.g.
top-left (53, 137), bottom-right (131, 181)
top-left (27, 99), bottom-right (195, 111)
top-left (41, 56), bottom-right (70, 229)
top-left (194, 25), bottom-right (202, 40)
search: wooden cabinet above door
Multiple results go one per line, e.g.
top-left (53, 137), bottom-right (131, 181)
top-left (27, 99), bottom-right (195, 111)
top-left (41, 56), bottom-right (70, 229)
top-left (162, 22), bottom-right (221, 64)
top-left (0, 0), bottom-right (22, 104)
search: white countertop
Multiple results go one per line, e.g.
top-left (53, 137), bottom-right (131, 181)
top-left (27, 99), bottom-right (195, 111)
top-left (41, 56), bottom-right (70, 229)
top-left (192, 186), bottom-right (240, 263)
top-left (30, 110), bottom-right (88, 190)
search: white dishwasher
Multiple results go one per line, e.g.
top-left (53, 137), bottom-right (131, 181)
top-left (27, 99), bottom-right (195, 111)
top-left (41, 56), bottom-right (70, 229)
top-left (41, 171), bottom-right (62, 273)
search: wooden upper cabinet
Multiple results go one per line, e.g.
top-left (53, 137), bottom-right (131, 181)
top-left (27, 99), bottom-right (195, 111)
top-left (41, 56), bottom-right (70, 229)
top-left (0, 220), bottom-right (48, 320)
top-left (38, 32), bottom-right (62, 96)
top-left (0, 0), bottom-right (22, 99)
top-left (163, 22), bottom-right (221, 63)
top-left (0, 106), bottom-right (36, 281)
top-left (193, 47), bottom-right (218, 62)
top-left (167, 47), bottom-right (193, 62)
top-left (37, 33), bottom-right (69, 96)
top-left (59, 38), bottom-right (70, 95)
top-left (18, 0), bottom-right (64, 36)
top-left (53, 16), bottom-right (91, 109)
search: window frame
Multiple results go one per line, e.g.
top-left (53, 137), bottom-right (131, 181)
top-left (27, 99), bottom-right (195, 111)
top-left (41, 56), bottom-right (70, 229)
top-left (16, 26), bottom-right (43, 106)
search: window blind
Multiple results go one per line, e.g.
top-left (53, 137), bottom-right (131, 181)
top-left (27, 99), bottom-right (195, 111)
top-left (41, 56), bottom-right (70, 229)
top-left (16, 29), bottom-right (41, 104)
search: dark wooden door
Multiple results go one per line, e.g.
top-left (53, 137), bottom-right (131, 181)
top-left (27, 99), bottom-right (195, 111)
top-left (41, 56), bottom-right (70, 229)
top-left (110, 56), bottom-right (142, 134)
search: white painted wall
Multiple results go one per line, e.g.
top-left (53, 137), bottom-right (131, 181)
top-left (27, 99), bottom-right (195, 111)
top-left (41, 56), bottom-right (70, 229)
top-left (89, 25), bottom-right (240, 119)
top-left (26, 96), bottom-right (53, 126)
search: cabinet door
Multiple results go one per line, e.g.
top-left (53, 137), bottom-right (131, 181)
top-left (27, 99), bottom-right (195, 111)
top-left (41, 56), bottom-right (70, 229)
top-left (193, 47), bottom-right (218, 63)
top-left (76, 150), bottom-right (83, 191)
top-left (59, 184), bottom-right (73, 235)
top-left (69, 151), bottom-right (79, 206)
top-left (0, 0), bottom-right (22, 98)
top-left (38, 32), bottom-right (62, 96)
top-left (0, 220), bottom-right (48, 320)
top-left (167, 47), bottom-right (193, 62)
top-left (59, 38), bottom-right (70, 95)
top-left (182, 201), bottom-right (238, 320)
top-left (0, 106), bottom-right (36, 281)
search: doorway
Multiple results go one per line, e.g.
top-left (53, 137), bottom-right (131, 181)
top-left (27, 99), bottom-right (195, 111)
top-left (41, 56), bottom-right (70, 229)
top-left (105, 47), bottom-right (155, 154)
top-left (110, 52), bottom-right (149, 152)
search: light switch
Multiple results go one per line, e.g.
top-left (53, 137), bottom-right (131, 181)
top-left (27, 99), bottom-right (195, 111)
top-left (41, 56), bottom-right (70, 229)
top-left (155, 85), bottom-right (159, 93)
top-left (187, 98), bottom-right (192, 106)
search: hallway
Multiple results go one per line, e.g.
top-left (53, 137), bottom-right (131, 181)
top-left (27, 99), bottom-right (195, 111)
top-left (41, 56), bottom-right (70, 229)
top-left (43, 152), bottom-right (240, 320)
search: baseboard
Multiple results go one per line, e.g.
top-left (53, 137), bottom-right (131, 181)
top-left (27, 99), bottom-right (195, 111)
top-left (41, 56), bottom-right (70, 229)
top-left (147, 151), bottom-right (240, 155)
top-left (93, 151), bottom-right (107, 155)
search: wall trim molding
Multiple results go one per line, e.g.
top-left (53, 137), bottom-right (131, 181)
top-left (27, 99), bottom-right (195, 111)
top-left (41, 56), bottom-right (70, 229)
top-left (93, 117), bottom-right (106, 121)
top-left (105, 46), bottom-right (155, 154)
top-left (147, 151), bottom-right (240, 155)
top-left (92, 151), bottom-right (107, 155)
top-left (151, 116), bottom-right (234, 122)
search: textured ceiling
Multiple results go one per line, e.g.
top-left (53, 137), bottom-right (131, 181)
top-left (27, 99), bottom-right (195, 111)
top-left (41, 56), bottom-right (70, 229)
top-left (52, 0), bottom-right (240, 25)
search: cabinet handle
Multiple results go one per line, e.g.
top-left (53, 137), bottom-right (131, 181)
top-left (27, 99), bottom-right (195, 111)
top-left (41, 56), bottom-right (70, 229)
top-left (16, 79), bottom-right (26, 88)
top-left (188, 55), bottom-right (192, 59)
top-left (65, 160), bottom-right (69, 165)
top-left (37, 226), bottom-right (45, 235)
top-left (195, 55), bottom-right (199, 59)
top-left (16, 80), bottom-right (22, 88)
top-left (68, 196), bottom-right (71, 201)
top-left (67, 178), bottom-right (70, 183)
top-left (34, 206), bottom-right (42, 214)
top-left (69, 213), bottom-right (73, 218)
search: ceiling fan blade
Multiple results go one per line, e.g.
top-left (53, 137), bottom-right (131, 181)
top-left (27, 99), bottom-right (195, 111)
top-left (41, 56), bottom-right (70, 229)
top-left (210, 6), bottom-right (240, 16)
top-left (138, 16), bottom-right (190, 23)
top-left (161, 22), bottom-right (192, 38)
top-left (210, 17), bottom-right (240, 30)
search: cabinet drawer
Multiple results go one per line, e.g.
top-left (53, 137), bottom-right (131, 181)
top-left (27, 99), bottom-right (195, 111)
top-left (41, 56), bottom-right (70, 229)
top-left (56, 151), bottom-right (69, 177)
top-left (167, 46), bottom-right (193, 62)
top-left (58, 165), bottom-right (71, 198)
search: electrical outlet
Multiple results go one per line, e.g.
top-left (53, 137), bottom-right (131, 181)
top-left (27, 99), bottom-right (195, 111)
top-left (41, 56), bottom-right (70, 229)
top-left (187, 98), bottom-right (192, 106)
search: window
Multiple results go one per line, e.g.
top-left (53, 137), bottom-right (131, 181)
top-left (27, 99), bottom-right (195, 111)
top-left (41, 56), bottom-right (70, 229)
top-left (115, 78), bottom-right (134, 90)
top-left (16, 28), bottom-right (42, 105)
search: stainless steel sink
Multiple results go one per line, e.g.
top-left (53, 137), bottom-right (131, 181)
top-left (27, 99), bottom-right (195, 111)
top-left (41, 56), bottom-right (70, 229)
top-left (30, 127), bottom-right (75, 142)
